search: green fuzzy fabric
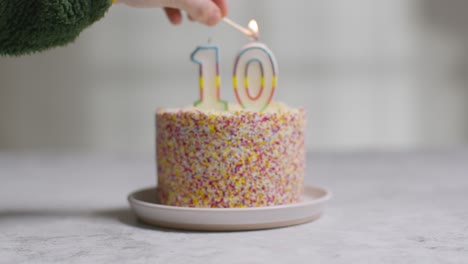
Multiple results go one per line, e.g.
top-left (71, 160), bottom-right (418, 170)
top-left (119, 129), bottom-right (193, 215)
top-left (0, 0), bottom-right (112, 56)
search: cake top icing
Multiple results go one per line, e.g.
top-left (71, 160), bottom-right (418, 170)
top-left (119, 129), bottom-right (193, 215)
top-left (157, 101), bottom-right (303, 116)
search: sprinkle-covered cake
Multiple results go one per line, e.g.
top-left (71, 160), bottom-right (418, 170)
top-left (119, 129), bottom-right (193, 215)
top-left (156, 102), bottom-right (306, 208)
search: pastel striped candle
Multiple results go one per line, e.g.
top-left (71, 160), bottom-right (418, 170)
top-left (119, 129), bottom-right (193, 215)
top-left (233, 41), bottom-right (278, 112)
top-left (191, 46), bottom-right (228, 110)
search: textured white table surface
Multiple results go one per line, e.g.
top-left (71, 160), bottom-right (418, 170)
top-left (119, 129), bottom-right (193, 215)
top-left (1, 150), bottom-right (467, 264)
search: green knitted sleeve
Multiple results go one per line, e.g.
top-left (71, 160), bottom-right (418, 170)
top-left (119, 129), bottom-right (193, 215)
top-left (0, 0), bottom-right (112, 56)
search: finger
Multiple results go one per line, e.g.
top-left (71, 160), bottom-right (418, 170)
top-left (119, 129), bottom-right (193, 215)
top-left (212, 0), bottom-right (228, 17)
top-left (166, 0), bottom-right (221, 26)
top-left (164, 7), bottom-right (183, 25)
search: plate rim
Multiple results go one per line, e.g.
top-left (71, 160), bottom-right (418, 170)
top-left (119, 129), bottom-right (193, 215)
top-left (137, 214), bottom-right (322, 231)
top-left (128, 185), bottom-right (332, 212)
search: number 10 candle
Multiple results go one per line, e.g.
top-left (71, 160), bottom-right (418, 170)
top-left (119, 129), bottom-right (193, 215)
top-left (191, 19), bottom-right (278, 112)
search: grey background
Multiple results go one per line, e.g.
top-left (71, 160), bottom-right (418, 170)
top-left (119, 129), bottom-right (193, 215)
top-left (1, 0), bottom-right (468, 153)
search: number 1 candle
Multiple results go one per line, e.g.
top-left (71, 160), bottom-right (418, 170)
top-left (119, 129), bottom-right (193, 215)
top-left (191, 46), bottom-right (228, 110)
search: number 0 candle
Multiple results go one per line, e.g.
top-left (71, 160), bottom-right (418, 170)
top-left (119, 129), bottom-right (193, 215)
top-left (233, 20), bottom-right (278, 112)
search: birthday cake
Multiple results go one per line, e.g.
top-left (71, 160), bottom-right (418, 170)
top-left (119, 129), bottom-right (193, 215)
top-left (156, 102), bottom-right (306, 208)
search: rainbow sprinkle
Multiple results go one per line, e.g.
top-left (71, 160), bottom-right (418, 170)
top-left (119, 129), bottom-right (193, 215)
top-left (156, 103), bottom-right (306, 208)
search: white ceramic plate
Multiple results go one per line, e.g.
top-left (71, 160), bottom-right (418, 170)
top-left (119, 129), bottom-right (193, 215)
top-left (128, 185), bottom-right (331, 231)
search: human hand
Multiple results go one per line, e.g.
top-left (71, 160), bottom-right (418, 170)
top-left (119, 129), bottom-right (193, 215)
top-left (113, 0), bottom-right (228, 26)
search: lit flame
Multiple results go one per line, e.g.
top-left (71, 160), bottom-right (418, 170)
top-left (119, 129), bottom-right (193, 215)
top-left (248, 19), bottom-right (259, 37)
